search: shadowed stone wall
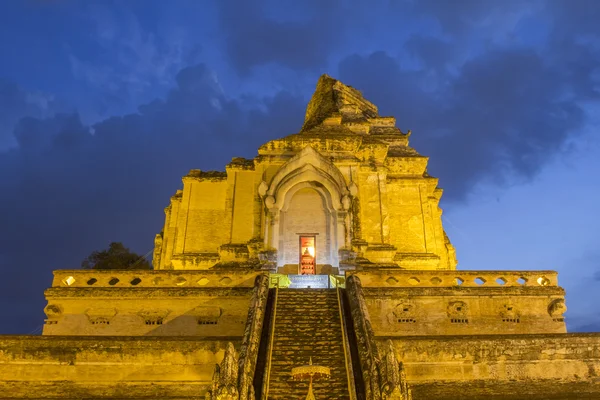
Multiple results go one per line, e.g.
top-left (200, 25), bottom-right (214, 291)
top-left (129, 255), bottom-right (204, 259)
top-left (382, 334), bottom-right (600, 400)
top-left (0, 336), bottom-right (238, 399)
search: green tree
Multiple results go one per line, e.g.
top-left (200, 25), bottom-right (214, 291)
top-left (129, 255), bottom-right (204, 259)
top-left (81, 242), bottom-right (151, 270)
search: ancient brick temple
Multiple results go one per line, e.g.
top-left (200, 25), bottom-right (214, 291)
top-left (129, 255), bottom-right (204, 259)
top-left (1, 75), bottom-right (600, 399)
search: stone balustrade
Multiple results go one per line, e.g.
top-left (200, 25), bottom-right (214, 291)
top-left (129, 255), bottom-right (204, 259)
top-left (52, 270), bottom-right (264, 288)
top-left (54, 270), bottom-right (560, 289)
top-left (348, 270), bottom-right (559, 288)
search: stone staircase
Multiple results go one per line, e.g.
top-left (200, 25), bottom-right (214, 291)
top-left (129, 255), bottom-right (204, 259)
top-left (267, 289), bottom-right (351, 400)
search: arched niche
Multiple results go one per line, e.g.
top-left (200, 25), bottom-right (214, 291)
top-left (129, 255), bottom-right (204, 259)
top-left (262, 146), bottom-right (351, 272)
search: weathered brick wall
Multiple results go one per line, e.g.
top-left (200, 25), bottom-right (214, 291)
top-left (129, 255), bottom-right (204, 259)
top-left (381, 333), bottom-right (600, 399)
top-left (352, 270), bottom-right (567, 335)
top-left (43, 270), bottom-right (261, 336)
top-left (0, 336), bottom-right (237, 398)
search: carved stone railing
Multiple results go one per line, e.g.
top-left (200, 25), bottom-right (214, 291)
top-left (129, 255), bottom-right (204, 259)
top-left (336, 287), bottom-right (357, 400)
top-left (52, 270), bottom-right (261, 288)
top-left (346, 275), bottom-right (412, 400)
top-left (349, 270), bottom-right (559, 288)
top-left (238, 274), bottom-right (269, 400)
top-left (205, 274), bottom-right (269, 400)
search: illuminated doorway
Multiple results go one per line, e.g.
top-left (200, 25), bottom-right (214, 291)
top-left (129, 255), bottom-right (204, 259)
top-left (299, 236), bottom-right (316, 275)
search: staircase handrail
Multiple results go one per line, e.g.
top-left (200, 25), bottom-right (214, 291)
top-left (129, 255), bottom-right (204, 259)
top-left (337, 286), bottom-right (357, 400)
top-left (262, 286), bottom-right (279, 399)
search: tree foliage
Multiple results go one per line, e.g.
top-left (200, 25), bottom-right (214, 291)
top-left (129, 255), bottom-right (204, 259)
top-left (81, 242), bottom-right (151, 270)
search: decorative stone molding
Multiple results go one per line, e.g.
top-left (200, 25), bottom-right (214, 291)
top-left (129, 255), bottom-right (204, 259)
top-left (264, 146), bottom-right (350, 211)
top-left (500, 303), bottom-right (521, 321)
top-left (153, 233), bottom-right (163, 268)
top-left (346, 275), bottom-right (413, 400)
top-left (346, 275), bottom-right (381, 399)
top-left (85, 308), bottom-right (117, 325)
top-left (257, 181), bottom-right (268, 197)
top-left (379, 340), bottom-right (413, 400)
top-left (237, 274), bottom-right (269, 400)
top-left (205, 275), bottom-right (268, 400)
top-left (219, 244), bottom-right (250, 262)
top-left (447, 301), bottom-right (468, 318)
top-left (191, 306), bottom-right (222, 319)
top-left (394, 303), bottom-right (414, 316)
top-left (44, 304), bottom-right (63, 319)
top-left (205, 342), bottom-right (239, 400)
top-left (548, 298), bottom-right (567, 318)
top-left (137, 309), bottom-right (170, 325)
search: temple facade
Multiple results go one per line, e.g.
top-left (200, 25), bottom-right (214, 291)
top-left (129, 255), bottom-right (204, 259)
top-left (1, 75), bottom-right (599, 399)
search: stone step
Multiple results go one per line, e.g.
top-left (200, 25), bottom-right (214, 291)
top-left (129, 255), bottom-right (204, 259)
top-left (267, 289), bottom-right (350, 400)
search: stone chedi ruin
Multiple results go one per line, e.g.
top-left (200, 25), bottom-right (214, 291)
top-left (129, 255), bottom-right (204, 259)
top-left (1, 75), bottom-right (599, 399)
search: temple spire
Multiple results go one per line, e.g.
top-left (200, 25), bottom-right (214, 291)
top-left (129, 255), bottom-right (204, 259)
top-left (301, 74), bottom-right (380, 132)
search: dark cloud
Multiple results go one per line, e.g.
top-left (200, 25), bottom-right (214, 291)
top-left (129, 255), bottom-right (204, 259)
top-left (0, 64), bottom-right (304, 334)
top-left (2, 0), bottom-right (600, 334)
top-left (0, 80), bottom-right (66, 150)
top-left (217, 0), bottom-right (343, 75)
top-left (412, 0), bottom-right (541, 36)
top-left (338, 44), bottom-right (597, 200)
top-left (404, 35), bottom-right (455, 70)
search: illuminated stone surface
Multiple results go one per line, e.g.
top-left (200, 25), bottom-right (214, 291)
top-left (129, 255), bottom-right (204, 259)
top-left (1, 75), bottom-right (599, 399)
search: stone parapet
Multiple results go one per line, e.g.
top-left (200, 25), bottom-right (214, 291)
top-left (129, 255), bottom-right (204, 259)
top-left (348, 270), bottom-right (566, 336)
top-left (52, 269), bottom-right (263, 288)
top-left (43, 271), bottom-right (266, 336)
top-left (349, 269), bottom-right (559, 288)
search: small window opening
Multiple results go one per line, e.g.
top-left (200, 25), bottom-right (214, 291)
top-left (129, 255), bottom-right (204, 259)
top-left (130, 277), bottom-right (142, 286)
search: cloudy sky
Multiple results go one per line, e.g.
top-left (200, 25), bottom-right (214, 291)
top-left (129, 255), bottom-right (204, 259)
top-left (0, 0), bottom-right (599, 334)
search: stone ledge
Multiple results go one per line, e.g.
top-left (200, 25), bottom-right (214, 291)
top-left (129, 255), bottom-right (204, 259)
top-left (51, 270), bottom-right (264, 288)
top-left (350, 269), bottom-right (560, 288)
top-left (409, 380), bottom-right (600, 400)
top-left (362, 286), bottom-right (565, 296)
top-left (44, 287), bottom-right (255, 298)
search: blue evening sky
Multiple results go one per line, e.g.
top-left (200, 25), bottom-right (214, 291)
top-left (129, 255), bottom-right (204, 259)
top-left (0, 0), bottom-right (598, 333)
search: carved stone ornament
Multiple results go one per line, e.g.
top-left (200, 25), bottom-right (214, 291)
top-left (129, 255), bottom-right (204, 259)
top-left (379, 340), bottom-right (413, 400)
top-left (205, 342), bottom-right (240, 400)
top-left (258, 181), bottom-right (268, 197)
top-left (500, 303), bottom-right (520, 319)
top-left (44, 304), bottom-right (63, 319)
top-left (85, 307), bottom-right (117, 325)
top-left (85, 308), bottom-right (117, 318)
top-left (206, 274), bottom-right (268, 400)
top-left (446, 301), bottom-right (468, 317)
top-left (346, 275), bottom-right (413, 400)
top-left (237, 274), bottom-right (268, 400)
top-left (548, 298), bottom-right (567, 317)
top-left (264, 195), bottom-right (275, 209)
top-left (192, 306), bottom-right (222, 319)
top-left (392, 302), bottom-right (414, 318)
top-left (137, 309), bottom-right (170, 324)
